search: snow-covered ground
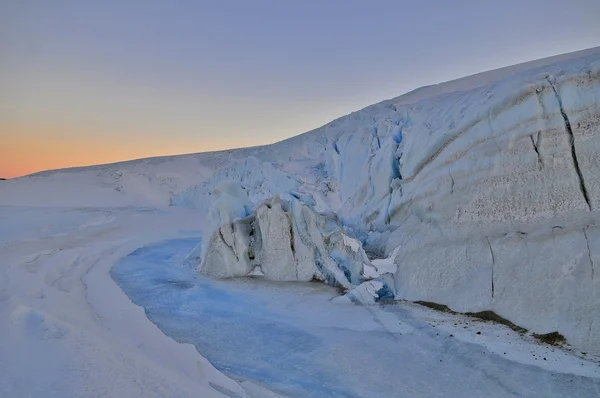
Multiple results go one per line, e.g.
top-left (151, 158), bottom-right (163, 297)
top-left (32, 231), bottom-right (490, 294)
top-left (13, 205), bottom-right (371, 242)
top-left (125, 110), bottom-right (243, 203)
top-left (1, 46), bottom-right (600, 396)
top-left (2, 206), bottom-right (599, 397)
top-left (112, 235), bottom-right (600, 397)
top-left (0, 206), bottom-right (253, 397)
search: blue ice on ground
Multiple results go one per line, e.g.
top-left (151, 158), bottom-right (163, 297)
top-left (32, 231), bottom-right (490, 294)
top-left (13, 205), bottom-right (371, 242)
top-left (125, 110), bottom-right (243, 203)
top-left (111, 237), bottom-right (356, 397)
top-left (112, 238), bottom-right (600, 398)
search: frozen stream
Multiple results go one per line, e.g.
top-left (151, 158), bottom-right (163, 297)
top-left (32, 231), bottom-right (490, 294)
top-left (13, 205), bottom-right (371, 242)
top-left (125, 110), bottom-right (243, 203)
top-left (111, 238), bottom-right (600, 398)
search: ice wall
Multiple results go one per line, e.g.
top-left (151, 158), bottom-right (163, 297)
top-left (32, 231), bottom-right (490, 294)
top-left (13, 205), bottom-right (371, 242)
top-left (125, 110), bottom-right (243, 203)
top-left (182, 50), bottom-right (600, 353)
top-left (388, 57), bottom-right (600, 354)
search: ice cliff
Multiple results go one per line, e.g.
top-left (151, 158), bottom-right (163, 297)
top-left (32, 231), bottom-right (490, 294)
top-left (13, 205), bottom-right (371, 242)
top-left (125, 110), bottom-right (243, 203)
top-left (388, 62), bottom-right (600, 354)
top-left (188, 50), bottom-right (600, 354)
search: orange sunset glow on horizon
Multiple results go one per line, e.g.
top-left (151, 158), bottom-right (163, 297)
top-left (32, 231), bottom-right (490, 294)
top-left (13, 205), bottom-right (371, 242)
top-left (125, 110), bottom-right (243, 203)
top-left (1, 123), bottom-right (262, 179)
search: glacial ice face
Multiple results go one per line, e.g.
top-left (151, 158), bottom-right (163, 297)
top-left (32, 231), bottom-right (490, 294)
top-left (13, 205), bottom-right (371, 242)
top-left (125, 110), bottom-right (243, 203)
top-left (388, 57), bottom-right (600, 353)
top-left (207, 180), bottom-right (253, 226)
top-left (186, 50), bottom-right (600, 353)
top-left (186, 180), bottom-right (253, 273)
top-left (201, 217), bottom-right (255, 279)
top-left (173, 156), bottom-right (301, 211)
top-left (199, 196), bottom-right (369, 289)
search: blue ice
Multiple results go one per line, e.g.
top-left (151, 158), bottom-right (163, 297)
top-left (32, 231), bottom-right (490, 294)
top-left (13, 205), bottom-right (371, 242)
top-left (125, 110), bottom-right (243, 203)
top-left (111, 238), bottom-right (355, 397)
top-left (112, 238), bottom-right (600, 398)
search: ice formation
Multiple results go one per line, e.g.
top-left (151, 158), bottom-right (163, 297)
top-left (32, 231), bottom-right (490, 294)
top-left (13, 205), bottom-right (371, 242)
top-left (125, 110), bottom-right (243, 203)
top-left (194, 52), bottom-right (600, 353)
top-left (5, 47), bottom-right (599, 353)
top-left (388, 61), bottom-right (600, 354)
top-left (200, 193), bottom-right (370, 289)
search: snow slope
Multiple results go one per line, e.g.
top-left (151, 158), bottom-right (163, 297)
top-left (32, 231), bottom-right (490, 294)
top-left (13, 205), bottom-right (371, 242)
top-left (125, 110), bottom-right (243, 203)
top-left (1, 45), bottom-right (599, 385)
top-left (0, 206), bottom-right (251, 397)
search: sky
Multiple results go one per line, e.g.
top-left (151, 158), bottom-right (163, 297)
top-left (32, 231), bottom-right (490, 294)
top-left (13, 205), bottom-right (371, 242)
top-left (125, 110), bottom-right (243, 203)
top-left (1, 0), bottom-right (599, 178)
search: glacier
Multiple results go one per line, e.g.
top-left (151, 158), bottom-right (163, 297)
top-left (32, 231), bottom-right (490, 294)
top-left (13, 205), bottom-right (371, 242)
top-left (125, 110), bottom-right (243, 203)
top-left (174, 48), bottom-right (600, 354)
top-left (2, 46), bottom-right (600, 396)
top-left (4, 46), bottom-right (598, 353)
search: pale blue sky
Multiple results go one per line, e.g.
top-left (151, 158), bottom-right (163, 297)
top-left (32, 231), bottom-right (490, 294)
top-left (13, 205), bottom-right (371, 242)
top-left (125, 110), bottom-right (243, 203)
top-left (2, 0), bottom-right (600, 175)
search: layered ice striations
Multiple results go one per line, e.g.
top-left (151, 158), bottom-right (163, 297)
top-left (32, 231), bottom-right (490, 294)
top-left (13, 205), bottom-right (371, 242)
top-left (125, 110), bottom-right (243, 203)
top-left (388, 55), bottom-right (600, 354)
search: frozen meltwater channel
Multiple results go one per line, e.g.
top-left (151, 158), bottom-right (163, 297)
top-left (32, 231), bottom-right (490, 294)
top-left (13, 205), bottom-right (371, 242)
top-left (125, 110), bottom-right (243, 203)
top-left (111, 239), bottom-right (600, 398)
